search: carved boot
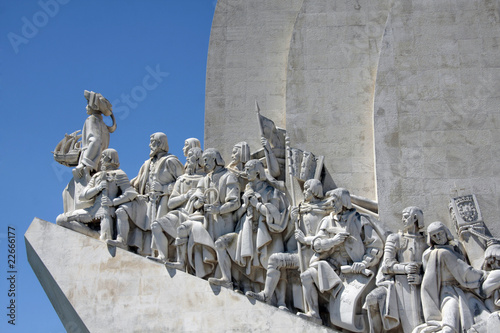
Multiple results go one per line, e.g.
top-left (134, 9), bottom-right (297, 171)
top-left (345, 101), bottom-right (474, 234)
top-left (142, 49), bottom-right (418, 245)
top-left (106, 237), bottom-right (128, 250)
top-left (207, 277), bottom-right (233, 289)
top-left (164, 238), bottom-right (187, 271)
top-left (245, 291), bottom-right (269, 304)
top-left (297, 312), bottom-right (322, 325)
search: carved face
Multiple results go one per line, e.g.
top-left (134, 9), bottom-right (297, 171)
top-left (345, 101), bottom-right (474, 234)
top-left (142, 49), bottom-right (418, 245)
top-left (303, 182), bottom-right (314, 202)
top-left (100, 152), bottom-right (114, 171)
top-left (402, 209), bottom-right (415, 231)
top-left (183, 140), bottom-right (190, 157)
top-left (429, 230), bottom-right (448, 245)
top-left (149, 137), bottom-right (162, 157)
top-left (203, 154), bottom-right (216, 173)
top-left (186, 149), bottom-right (198, 167)
top-left (231, 146), bottom-right (241, 163)
top-left (244, 163), bottom-right (259, 182)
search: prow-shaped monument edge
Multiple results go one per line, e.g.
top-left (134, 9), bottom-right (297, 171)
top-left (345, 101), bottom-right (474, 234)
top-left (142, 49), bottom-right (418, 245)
top-left (25, 218), bottom-right (339, 332)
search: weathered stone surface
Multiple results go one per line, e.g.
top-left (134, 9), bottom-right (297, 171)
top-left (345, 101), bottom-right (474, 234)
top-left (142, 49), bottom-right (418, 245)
top-left (286, 0), bottom-right (392, 199)
top-left (205, 0), bottom-right (304, 161)
top-left (206, 0), bottom-right (500, 236)
top-left (25, 218), bottom-right (337, 333)
top-left (374, 0), bottom-right (500, 235)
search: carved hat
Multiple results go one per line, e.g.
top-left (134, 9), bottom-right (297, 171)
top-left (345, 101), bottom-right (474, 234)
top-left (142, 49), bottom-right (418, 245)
top-left (84, 90), bottom-right (113, 116)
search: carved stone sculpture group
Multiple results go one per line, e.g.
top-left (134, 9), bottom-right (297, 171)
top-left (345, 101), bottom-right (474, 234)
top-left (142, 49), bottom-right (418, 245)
top-left (54, 91), bottom-right (500, 333)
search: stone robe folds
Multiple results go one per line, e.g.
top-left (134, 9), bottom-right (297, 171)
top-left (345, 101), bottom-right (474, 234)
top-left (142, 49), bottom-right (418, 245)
top-left (121, 153), bottom-right (183, 252)
top-left (370, 231), bottom-right (427, 333)
top-left (79, 113), bottom-right (110, 172)
top-left (310, 209), bottom-right (383, 293)
top-left (196, 168), bottom-right (240, 240)
top-left (417, 245), bottom-right (487, 333)
top-left (229, 181), bottom-right (289, 282)
top-left (182, 168), bottom-right (240, 277)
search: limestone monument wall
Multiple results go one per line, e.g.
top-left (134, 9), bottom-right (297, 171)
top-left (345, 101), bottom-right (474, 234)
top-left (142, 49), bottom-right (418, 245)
top-left (205, 0), bottom-right (500, 235)
top-left (25, 218), bottom-right (335, 333)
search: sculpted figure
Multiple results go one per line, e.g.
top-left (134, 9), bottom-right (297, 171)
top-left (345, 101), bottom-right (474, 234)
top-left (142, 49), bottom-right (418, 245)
top-left (149, 147), bottom-right (205, 263)
top-left (74, 90), bottom-right (116, 178)
top-left (107, 133), bottom-right (183, 256)
top-left (56, 149), bottom-right (137, 240)
top-left (208, 159), bottom-right (289, 290)
top-left (182, 138), bottom-right (201, 169)
top-left (365, 206), bottom-right (428, 333)
top-left (415, 221), bottom-right (490, 333)
top-left (299, 188), bottom-right (383, 329)
top-left (59, 90), bottom-right (117, 213)
top-left (227, 141), bottom-right (251, 190)
top-left (165, 148), bottom-right (240, 278)
top-left (246, 179), bottom-right (330, 309)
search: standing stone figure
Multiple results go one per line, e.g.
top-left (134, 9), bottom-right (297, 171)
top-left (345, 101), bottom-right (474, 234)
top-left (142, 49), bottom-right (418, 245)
top-left (74, 90), bottom-right (117, 178)
top-left (415, 221), bottom-right (490, 333)
top-left (208, 159), bottom-right (289, 290)
top-left (299, 188), bottom-right (383, 328)
top-left (364, 206), bottom-right (428, 333)
top-left (57, 149), bottom-right (137, 241)
top-left (246, 179), bottom-right (330, 310)
top-left (149, 147), bottom-right (205, 263)
top-left (60, 90), bottom-right (117, 213)
top-left (166, 148), bottom-right (240, 278)
top-left (107, 132), bottom-right (183, 256)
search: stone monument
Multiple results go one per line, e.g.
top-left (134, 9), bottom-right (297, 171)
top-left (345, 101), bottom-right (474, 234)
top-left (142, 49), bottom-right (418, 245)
top-left (27, 1), bottom-right (500, 332)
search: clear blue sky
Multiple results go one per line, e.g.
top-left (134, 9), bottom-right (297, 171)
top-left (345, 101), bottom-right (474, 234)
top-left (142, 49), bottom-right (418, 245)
top-left (0, 1), bottom-right (216, 331)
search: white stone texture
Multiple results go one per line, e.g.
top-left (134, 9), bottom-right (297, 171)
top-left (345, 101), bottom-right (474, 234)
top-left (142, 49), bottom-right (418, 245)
top-left (286, 0), bottom-right (392, 198)
top-left (25, 218), bottom-right (338, 333)
top-left (205, 0), bottom-right (304, 161)
top-left (374, 0), bottom-right (500, 235)
top-left (206, 0), bottom-right (500, 236)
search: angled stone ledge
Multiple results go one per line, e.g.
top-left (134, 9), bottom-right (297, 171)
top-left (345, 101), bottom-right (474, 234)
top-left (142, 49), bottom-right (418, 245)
top-left (25, 218), bottom-right (338, 332)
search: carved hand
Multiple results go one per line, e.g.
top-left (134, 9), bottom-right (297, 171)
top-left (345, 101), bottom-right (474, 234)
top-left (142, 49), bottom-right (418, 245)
top-left (75, 164), bottom-right (85, 178)
top-left (290, 206), bottom-right (299, 221)
top-left (150, 180), bottom-right (163, 192)
top-left (295, 230), bottom-right (306, 244)
top-left (204, 203), bottom-right (220, 215)
top-left (101, 195), bottom-right (113, 207)
top-left (249, 196), bottom-right (259, 208)
top-left (185, 188), bottom-right (196, 199)
top-left (407, 273), bottom-right (422, 285)
top-left (331, 232), bottom-right (349, 245)
top-left (261, 136), bottom-right (271, 150)
top-left (351, 262), bottom-right (367, 274)
top-left (404, 262), bottom-right (419, 274)
top-left (97, 179), bottom-right (108, 192)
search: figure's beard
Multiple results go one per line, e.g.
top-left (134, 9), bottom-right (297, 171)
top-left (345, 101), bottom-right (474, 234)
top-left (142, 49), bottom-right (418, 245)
top-left (150, 147), bottom-right (160, 158)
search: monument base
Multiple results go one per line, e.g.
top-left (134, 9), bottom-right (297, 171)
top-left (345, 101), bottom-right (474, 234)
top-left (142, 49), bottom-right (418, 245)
top-left (25, 218), bottom-right (338, 332)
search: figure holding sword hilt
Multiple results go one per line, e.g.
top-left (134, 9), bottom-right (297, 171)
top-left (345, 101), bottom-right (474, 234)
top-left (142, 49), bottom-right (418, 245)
top-left (246, 176), bottom-right (331, 312)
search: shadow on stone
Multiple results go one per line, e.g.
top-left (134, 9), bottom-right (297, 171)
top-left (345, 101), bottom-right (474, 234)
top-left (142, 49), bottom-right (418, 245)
top-left (209, 283), bottom-right (222, 295)
top-left (107, 244), bottom-right (116, 257)
top-left (165, 267), bottom-right (177, 278)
